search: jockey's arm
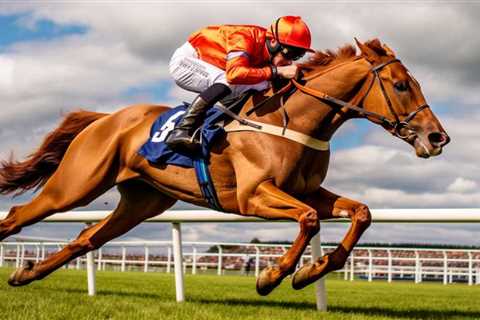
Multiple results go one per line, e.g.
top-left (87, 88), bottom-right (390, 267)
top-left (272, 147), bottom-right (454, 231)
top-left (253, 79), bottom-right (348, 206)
top-left (225, 54), bottom-right (273, 84)
top-left (225, 30), bottom-right (273, 85)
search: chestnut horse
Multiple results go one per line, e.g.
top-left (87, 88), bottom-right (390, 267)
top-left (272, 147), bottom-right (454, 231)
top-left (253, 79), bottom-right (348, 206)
top-left (0, 39), bottom-right (449, 295)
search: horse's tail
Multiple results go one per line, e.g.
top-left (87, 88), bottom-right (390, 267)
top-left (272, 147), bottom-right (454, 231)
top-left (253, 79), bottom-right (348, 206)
top-left (0, 110), bottom-right (108, 196)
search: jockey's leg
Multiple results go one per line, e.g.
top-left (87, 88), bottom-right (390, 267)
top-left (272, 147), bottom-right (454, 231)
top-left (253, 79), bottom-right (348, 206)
top-left (8, 180), bottom-right (176, 286)
top-left (165, 83), bottom-right (231, 152)
top-left (166, 41), bottom-right (268, 152)
top-left (240, 180), bottom-right (319, 296)
top-left (292, 186), bottom-right (372, 289)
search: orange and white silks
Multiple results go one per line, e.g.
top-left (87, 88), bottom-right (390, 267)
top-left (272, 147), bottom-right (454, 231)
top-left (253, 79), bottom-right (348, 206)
top-left (188, 25), bottom-right (273, 84)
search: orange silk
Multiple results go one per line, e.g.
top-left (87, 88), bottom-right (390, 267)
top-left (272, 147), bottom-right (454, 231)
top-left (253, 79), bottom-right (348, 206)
top-left (188, 25), bottom-right (273, 84)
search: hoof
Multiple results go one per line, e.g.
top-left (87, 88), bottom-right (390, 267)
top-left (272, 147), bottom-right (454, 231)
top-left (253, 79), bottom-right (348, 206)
top-left (8, 261), bottom-right (35, 287)
top-left (292, 255), bottom-right (330, 290)
top-left (256, 266), bottom-right (283, 296)
top-left (292, 263), bottom-right (317, 290)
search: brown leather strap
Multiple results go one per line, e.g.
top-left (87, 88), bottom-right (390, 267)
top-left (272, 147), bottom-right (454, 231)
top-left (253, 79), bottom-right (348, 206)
top-left (291, 78), bottom-right (394, 126)
top-left (246, 82), bottom-right (294, 116)
top-left (215, 105), bottom-right (262, 130)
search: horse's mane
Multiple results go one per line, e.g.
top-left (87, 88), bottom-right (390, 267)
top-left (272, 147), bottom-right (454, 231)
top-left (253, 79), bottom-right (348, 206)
top-left (299, 38), bottom-right (388, 72)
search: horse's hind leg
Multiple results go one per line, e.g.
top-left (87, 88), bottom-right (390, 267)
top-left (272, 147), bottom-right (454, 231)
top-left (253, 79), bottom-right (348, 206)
top-left (8, 180), bottom-right (176, 286)
top-left (0, 124), bottom-right (123, 241)
top-left (238, 180), bottom-right (319, 296)
top-left (291, 186), bottom-right (371, 289)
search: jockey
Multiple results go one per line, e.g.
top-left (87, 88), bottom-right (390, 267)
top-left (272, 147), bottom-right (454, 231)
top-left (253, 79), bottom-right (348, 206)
top-left (166, 16), bottom-right (314, 151)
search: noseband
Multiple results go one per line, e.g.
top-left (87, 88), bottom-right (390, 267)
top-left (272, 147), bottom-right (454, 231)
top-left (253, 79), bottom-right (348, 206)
top-left (292, 58), bottom-right (430, 139)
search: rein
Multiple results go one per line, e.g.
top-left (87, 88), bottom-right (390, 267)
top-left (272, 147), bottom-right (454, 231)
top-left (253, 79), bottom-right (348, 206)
top-left (292, 58), bottom-right (430, 139)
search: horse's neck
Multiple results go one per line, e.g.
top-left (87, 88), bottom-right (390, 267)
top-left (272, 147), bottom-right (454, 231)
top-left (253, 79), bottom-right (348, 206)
top-left (283, 59), bottom-right (372, 141)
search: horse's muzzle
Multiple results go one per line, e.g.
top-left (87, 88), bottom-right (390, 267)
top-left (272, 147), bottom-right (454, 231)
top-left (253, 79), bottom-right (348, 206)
top-left (428, 132), bottom-right (450, 149)
top-left (414, 131), bottom-right (450, 158)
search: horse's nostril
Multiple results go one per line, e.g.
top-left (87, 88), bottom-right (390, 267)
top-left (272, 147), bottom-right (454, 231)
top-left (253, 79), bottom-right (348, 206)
top-left (428, 132), bottom-right (449, 147)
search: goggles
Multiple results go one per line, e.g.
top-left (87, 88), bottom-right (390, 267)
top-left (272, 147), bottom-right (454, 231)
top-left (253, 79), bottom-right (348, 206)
top-left (280, 46), bottom-right (306, 61)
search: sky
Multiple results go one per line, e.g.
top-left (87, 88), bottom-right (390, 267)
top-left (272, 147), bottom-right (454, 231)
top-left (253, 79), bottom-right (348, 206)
top-left (0, 1), bottom-right (479, 247)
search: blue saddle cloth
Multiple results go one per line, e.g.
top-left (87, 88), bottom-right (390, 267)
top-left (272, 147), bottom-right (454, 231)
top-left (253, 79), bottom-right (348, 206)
top-left (138, 103), bottom-right (226, 167)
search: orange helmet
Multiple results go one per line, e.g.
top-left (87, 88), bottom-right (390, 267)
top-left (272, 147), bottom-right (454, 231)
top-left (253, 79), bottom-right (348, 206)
top-left (267, 16), bottom-right (314, 52)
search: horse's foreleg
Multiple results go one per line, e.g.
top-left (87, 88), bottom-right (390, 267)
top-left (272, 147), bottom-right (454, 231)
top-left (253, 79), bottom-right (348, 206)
top-left (292, 187), bottom-right (371, 290)
top-left (241, 180), bottom-right (319, 296)
top-left (8, 181), bottom-right (176, 287)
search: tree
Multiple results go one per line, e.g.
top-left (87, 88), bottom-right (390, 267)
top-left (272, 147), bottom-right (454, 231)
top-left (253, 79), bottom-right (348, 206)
top-left (250, 237), bottom-right (261, 244)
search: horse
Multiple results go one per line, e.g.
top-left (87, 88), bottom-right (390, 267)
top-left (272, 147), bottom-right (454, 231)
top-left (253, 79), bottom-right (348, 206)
top-left (0, 38), bottom-right (449, 295)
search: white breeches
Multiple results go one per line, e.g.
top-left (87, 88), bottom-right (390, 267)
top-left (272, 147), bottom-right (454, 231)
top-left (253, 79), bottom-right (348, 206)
top-left (169, 42), bottom-right (270, 101)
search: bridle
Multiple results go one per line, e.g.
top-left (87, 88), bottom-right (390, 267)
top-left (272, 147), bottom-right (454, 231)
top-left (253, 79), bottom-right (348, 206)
top-left (292, 58), bottom-right (430, 139)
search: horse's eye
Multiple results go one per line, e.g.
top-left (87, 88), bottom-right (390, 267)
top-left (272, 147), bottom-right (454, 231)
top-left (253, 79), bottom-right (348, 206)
top-left (394, 81), bottom-right (408, 92)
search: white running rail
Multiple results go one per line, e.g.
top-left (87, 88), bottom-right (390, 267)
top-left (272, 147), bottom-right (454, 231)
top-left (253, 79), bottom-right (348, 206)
top-left (1, 208), bottom-right (480, 311)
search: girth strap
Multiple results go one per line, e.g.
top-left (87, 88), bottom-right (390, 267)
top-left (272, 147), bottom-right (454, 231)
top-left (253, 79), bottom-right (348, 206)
top-left (193, 157), bottom-right (223, 212)
top-left (224, 119), bottom-right (330, 151)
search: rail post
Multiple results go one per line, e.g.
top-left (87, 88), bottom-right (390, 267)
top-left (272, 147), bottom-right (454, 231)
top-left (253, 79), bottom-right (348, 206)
top-left (21, 244), bottom-right (26, 267)
top-left (35, 245), bottom-right (40, 263)
top-left (217, 245), bottom-right (223, 276)
top-left (443, 251), bottom-right (448, 285)
top-left (172, 222), bottom-right (184, 302)
top-left (121, 246), bottom-right (126, 272)
top-left (86, 250), bottom-right (96, 295)
top-left (418, 260), bottom-right (422, 283)
top-left (414, 251), bottom-right (420, 284)
top-left (15, 244), bottom-right (20, 268)
top-left (192, 247), bottom-right (197, 275)
top-left (310, 232), bottom-right (327, 311)
top-left (167, 247), bottom-right (172, 273)
top-left (85, 223), bottom-right (96, 296)
top-left (255, 246), bottom-right (260, 278)
top-left (144, 246), bottom-right (150, 273)
top-left (97, 248), bottom-right (102, 271)
top-left (468, 251), bottom-right (473, 286)
top-left (0, 244), bottom-right (3, 267)
top-left (350, 251), bottom-right (354, 281)
top-left (368, 249), bottom-right (373, 282)
top-left (387, 249), bottom-right (392, 283)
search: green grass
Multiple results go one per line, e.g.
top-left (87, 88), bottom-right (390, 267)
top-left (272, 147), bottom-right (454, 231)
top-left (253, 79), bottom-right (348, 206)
top-left (0, 268), bottom-right (478, 320)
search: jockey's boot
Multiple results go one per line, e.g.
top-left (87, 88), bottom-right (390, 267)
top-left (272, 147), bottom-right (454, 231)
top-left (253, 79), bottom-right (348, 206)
top-left (165, 83), bottom-right (231, 152)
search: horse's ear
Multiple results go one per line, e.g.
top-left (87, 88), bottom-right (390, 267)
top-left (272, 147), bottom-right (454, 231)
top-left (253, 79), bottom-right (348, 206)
top-left (355, 37), bottom-right (380, 63)
top-left (382, 43), bottom-right (396, 57)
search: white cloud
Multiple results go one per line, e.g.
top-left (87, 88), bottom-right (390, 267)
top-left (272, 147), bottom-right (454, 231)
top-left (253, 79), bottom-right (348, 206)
top-left (0, 56), bottom-right (14, 90)
top-left (447, 177), bottom-right (477, 193)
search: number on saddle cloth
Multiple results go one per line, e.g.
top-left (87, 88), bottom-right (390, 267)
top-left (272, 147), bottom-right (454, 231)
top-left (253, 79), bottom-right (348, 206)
top-left (139, 104), bottom-right (219, 163)
top-left (151, 110), bottom-right (186, 143)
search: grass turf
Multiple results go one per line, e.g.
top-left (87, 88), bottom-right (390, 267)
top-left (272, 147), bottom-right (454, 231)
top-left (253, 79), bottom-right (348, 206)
top-left (0, 267), bottom-right (478, 320)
